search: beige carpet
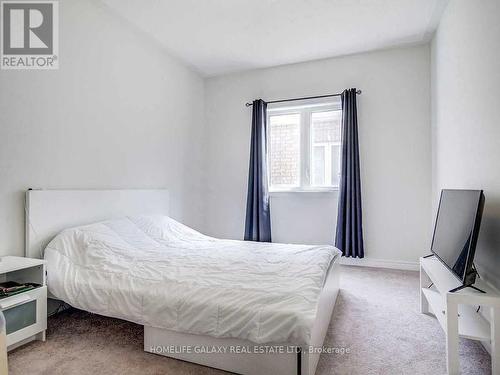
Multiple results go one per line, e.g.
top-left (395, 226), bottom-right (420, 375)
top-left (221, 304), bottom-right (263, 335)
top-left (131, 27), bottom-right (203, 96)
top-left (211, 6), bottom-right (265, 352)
top-left (8, 266), bottom-right (491, 374)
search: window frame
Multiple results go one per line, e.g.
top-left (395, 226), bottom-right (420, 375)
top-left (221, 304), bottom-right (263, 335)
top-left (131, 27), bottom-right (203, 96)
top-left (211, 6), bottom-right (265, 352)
top-left (267, 100), bottom-right (342, 193)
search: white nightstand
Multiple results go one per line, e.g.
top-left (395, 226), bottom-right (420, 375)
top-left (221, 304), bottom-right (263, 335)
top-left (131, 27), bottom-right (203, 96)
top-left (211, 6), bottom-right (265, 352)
top-left (420, 256), bottom-right (500, 375)
top-left (0, 256), bottom-right (47, 351)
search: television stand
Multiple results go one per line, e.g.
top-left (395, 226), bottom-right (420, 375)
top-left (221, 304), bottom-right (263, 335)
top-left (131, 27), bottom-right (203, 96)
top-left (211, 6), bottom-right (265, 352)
top-left (449, 284), bottom-right (486, 294)
top-left (420, 256), bottom-right (500, 375)
top-left (421, 255), bottom-right (486, 293)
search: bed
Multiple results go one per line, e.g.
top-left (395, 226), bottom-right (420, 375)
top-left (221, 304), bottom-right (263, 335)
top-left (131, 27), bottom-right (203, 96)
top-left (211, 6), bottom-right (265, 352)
top-left (25, 189), bottom-right (341, 375)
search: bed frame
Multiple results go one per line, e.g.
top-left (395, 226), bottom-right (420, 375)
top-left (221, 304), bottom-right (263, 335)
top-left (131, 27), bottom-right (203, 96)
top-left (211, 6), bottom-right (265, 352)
top-left (25, 189), bottom-right (340, 375)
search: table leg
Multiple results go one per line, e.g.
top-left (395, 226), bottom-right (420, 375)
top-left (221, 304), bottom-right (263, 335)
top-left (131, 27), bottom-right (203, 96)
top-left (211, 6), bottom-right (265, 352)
top-left (420, 265), bottom-right (429, 314)
top-left (446, 296), bottom-right (459, 375)
top-left (492, 307), bottom-right (499, 375)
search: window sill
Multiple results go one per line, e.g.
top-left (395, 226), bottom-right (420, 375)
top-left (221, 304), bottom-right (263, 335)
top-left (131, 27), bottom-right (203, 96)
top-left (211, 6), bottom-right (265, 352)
top-left (269, 187), bottom-right (339, 195)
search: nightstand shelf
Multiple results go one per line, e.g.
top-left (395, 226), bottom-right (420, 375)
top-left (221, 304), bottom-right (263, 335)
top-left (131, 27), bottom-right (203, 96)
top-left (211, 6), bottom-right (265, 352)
top-left (421, 287), bottom-right (491, 341)
top-left (0, 256), bottom-right (47, 351)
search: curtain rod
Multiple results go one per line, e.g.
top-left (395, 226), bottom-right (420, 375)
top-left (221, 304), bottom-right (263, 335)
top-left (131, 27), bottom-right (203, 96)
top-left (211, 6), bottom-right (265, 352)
top-left (245, 89), bottom-right (361, 107)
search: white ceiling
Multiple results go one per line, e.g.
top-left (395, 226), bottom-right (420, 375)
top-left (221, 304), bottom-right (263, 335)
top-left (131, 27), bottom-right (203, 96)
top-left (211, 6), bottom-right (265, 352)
top-left (101, 0), bottom-right (449, 77)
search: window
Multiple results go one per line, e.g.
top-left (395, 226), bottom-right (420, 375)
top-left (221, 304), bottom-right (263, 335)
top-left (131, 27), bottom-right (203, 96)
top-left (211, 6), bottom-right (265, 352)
top-left (267, 101), bottom-right (342, 192)
top-left (269, 113), bottom-right (301, 188)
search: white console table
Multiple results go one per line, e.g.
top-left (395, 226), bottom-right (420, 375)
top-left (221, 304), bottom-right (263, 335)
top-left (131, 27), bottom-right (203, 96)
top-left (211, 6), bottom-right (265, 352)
top-left (420, 256), bottom-right (500, 375)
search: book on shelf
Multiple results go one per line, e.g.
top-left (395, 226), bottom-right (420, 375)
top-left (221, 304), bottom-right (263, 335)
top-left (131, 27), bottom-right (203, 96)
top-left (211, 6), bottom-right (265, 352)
top-left (0, 281), bottom-right (39, 298)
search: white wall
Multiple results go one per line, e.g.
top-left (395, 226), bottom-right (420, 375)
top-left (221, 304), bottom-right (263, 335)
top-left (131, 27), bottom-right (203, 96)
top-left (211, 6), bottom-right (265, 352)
top-left (0, 0), bottom-right (205, 256)
top-left (204, 45), bottom-right (432, 265)
top-left (431, 0), bottom-right (500, 288)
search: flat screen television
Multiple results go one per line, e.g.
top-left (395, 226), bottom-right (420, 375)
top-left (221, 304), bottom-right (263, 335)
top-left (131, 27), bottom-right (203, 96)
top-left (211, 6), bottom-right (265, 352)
top-left (430, 189), bottom-right (485, 290)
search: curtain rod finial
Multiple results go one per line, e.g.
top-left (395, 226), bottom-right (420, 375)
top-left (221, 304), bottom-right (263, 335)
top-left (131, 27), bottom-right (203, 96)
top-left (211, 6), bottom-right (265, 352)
top-left (245, 102), bottom-right (253, 107)
top-left (356, 89), bottom-right (362, 95)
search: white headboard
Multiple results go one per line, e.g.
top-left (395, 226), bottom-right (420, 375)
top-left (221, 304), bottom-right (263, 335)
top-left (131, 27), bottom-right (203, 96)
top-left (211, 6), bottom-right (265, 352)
top-left (25, 189), bottom-right (169, 259)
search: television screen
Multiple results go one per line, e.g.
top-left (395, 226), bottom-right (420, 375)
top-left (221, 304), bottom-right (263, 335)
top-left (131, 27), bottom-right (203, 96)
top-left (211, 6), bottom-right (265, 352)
top-left (431, 189), bottom-right (484, 282)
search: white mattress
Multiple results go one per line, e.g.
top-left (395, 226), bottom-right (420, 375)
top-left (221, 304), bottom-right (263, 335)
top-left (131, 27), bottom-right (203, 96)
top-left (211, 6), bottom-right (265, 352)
top-left (44, 215), bottom-right (341, 345)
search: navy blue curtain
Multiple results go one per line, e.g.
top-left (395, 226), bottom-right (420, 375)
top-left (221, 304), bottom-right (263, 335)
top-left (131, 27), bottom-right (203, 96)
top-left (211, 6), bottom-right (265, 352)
top-left (335, 89), bottom-right (364, 258)
top-left (244, 99), bottom-right (272, 242)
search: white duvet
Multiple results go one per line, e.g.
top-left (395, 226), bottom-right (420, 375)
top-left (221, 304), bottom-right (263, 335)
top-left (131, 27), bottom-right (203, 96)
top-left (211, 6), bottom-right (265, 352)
top-left (44, 215), bottom-right (341, 346)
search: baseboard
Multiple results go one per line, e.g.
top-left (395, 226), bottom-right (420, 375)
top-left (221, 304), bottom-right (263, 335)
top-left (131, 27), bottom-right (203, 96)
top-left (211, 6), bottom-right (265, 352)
top-left (338, 257), bottom-right (419, 271)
